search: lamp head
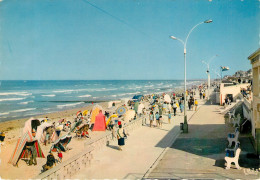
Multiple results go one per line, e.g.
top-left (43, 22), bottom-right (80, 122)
top-left (204, 19), bottom-right (213, 23)
top-left (169, 36), bottom-right (177, 40)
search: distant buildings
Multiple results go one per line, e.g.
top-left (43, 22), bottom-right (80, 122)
top-left (223, 69), bottom-right (252, 84)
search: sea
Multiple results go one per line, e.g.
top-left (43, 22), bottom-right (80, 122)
top-left (0, 80), bottom-right (202, 122)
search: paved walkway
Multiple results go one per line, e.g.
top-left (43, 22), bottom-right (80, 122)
top-left (73, 93), bottom-right (205, 179)
top-left (147, 94), bottom-right (259, 179)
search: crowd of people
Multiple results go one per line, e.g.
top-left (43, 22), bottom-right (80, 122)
top-left (2, 84), bottom-right (209, 175)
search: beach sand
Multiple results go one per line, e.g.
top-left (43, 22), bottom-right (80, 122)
top-left (0, 89), bottom-right (185, 179)
top-left (0, 101), bottom-right (112, 179)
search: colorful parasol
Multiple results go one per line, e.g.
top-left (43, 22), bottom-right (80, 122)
top-left (83, 110), bottom-right (88, 116)
top-left (106, 114), bottom-right (118, 126)
top-left (76, 111), bottom-right (82, 117)
top-left (116, 106), bottom-right (128, 115)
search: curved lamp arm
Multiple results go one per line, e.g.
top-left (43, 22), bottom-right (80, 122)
top-left (184, 19), bottom-right (213, 50)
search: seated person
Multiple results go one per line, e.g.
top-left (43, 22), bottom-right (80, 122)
top-left (0, 132), bottom-right (5, 145)
top-left (42, 153), bottom-right (56, 172)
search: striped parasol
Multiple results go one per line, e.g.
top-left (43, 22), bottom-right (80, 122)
top-left (116, 106), bottom-right (128, 115)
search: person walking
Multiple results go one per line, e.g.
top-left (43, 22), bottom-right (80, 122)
top-left (194, 99), bottom-right (198, 111)
top-left (172, 102), bottom-right (177, 116)
top-left (188, 99), bottom-right (192, 110)
top-left (168, 111), bottom-right (171, 124)
top-left (199, 91), bottom-right (202, 99)
top-left (117, 121), bottom-right (128, 151)
top-left (149, 111), bottom-right (154, 127)
top-left (159, 115), bottom-right (163, 128)
top-left (180, 102), bottom-right (184, 113)
top-left (203, 92), bottom-right (206, 99)
top-left (155, 112), bottom-right (160, 127)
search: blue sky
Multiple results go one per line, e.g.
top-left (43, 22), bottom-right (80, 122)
top-left (0, 0), bottom-right (259, 80)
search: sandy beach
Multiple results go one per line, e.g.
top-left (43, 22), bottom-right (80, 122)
top-left (0, 87), bottom-right (185, 179)
top-left (0, 101), bottom-right (111, 179)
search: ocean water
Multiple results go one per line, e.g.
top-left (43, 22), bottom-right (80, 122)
top-left (0, 80), bottom-right (201, 122)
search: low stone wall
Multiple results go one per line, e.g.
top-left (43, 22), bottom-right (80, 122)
top-left (35, 115), bottom-right (148, 179)
top-left (35, 146), bottom-right (94, 179)
top-left (84, 115), bottom-right (147, 150)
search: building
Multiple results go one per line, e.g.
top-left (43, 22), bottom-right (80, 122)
top-left (248, 48), bottom-right (260, 155)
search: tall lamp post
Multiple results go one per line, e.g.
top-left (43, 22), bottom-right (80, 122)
top-left (202, 54), bottom-right (218, 100)
top-left (170, 19), bottom-right (212, 133)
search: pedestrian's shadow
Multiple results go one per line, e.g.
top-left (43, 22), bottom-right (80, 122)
top-left (107, 144), bottom-right (120, 151)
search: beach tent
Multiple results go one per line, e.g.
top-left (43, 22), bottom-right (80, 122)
top-left (108, 101), bottom-right (113, 108)
top-left (51, 134), bottom-right (72, 152)
top-left (116, 106), bottom-right (128, 115)
top-left (134, 102), bottom-right (139, 113)
top-left (9, 131), bottom-right (45, 166)
top-left (124, 110), bottom-right (135, 122)
top-left (137, 103), bottom-right (145, 114)
top-left (91, 105), bottom-right (103, 124)
top-left (164, 94), bottom-right (171, 103)
top-left (35, 122), bottom-right (58, 144)
top-left (92, 112), bottom-right (106, 131)
top-left (121, 98), bottom-right (130, 105)
top-left (23, 118), bottom-right (41, 135)
top-left (106, 114), bottom-right (118, 126)
top-left (143, 101), bottom-right (150, 109)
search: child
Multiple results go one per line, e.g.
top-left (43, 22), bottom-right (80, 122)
top-left (58, 150), bottom-right (63, 163)
top-left (155, 112), bottom-right (159, 127)
top-left (168, 111), bottom-right (171, 124)
top-left (159, 115), bottom-right (163, 128)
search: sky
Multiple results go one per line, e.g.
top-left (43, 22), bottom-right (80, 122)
top-left (0, 0), bottom-right (259, 80)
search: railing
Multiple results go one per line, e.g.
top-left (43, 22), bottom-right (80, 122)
top-left (35, 115), bottom-right (148, 179)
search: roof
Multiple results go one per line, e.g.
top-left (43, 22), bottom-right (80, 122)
top-left (248, 48), bottom-right (260, 60)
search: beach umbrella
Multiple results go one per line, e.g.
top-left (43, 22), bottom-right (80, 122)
top-left (70, 120), bottom-right (82, 132)
top-left (106, 114), bottom-right (118, 126)
top-left (116, 106), bottom-right (128, 115)
top-left (83, 110), bottom-right (88, 116)
top-left (51, 134), bottom-right (72, 152)
top-left (76, 111), bottom-right (82, 117)
top-left (124, 110), bottom-right (135, 122)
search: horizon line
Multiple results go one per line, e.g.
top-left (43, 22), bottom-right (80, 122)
top-left (0, 79), bottom-right (208, 81)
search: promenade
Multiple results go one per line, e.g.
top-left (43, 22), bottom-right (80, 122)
top-left (74, 91), bottom-right (259, 179)
top-left (147, 95), bottom-right (259, 179)
top-left (73, 93), bottom-right (205, 179)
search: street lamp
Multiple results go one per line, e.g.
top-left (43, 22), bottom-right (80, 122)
top-left (202, 54), bottom-right (218, 100)
top-left (170, 19), bottom-right (213, 133)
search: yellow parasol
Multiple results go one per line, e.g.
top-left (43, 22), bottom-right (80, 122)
top-left (106, 114), bottom-right (118, 126)
top-left (83, 110), bottom-right (88, 116)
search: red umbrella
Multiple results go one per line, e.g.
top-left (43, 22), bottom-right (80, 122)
top-left (76, 111), bottom-right (82, 117)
